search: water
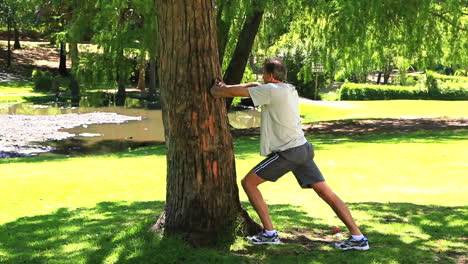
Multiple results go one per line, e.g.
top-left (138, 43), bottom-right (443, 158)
top-left (1, 103), bottom-right (260, 156)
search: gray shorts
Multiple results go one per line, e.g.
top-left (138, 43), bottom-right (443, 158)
top-left (252, 142), bottom-right (325, 188)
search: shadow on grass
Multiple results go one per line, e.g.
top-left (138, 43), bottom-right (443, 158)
top-left (0, 81), bottom-right (34, 89)
top-left (2, 129), bottom-right (467, 165)
top-left (1, 201), bottom-right (466, 263)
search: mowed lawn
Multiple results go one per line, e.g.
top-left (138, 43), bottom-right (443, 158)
top-left (1, 130), bottom-right (467, 264)
top-left (299, 100), bottom-right (468, 122)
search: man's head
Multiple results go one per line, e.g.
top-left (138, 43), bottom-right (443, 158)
top-left (263, 57), bottom-right (287, 83)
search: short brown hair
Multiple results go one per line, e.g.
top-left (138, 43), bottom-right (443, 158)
top-left (263, 57), bottom-right (287, 81)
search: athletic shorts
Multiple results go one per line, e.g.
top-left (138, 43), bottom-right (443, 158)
top-left (252, 142), bottom-right (325, 188)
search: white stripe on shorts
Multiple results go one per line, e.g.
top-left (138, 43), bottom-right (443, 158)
top-left (254, 154), bottom-right (279, 173)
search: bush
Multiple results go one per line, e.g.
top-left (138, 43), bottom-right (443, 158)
top-left (427, 70), bottom-right (468, 83)
top-left (32, 70), bottom-right (56, 92)
top-left (425, 71), bottom-right (439, 96)
top-left (339, 82), bottom-right (468, 100)
top-left (334, 70), bottom-right (347, 82)
top-left (339, 83), bottom-right (426, 100)
top-left (435, 82), bottom-right (468, 100)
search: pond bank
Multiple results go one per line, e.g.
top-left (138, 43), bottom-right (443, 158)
top-left (2, 110), bottom-right (466, 159)
top-left (0, 112), bottom-right (141, 158)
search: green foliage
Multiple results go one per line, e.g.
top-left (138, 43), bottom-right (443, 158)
top-left (424, 71), bottom-right (468, 99)
top-left (261, 0), bottom-right (467, 86)
top-left (425, 71), bottom-right (439, 95)
top-left (241, 65), bottom-right (256, 83)
top-left (31, 70), bottom-right (55, 92)
top-left (334, 70), bottom-right (347, 82)
top-left (339, 81), bottom-right (468, 100)
top-left (339, 83), bottom-right (426, 100)
top-left (428, 70), bottom-right (468, 83)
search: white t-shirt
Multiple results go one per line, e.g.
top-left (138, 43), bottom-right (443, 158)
top-left (247, 83), bottom-right (307, 156)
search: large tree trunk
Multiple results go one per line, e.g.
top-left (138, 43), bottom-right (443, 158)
top-left (59, 42), bottom-right (68, 76)
top-left (153, 0), bottom-right (260, 247)
top-left (69, 41), bottom-right (80, 106)
top-left (13, 26), bottom-right (21, 49)
top-left (223, 1), bottom-right (264, 110)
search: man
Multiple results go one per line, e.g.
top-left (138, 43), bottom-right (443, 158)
top-left (211, 57), bottom-right (369, 251)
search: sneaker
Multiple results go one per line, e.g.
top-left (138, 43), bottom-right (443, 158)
top-left (246, 230), bottom-right (281, 245)
top-left (334, 236), bottom-right (370, 250)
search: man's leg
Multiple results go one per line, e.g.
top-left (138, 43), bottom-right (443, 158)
top-left (309, 181), bottom-right (362, 235)
top-left (241, 171), bottom-right (273, 230)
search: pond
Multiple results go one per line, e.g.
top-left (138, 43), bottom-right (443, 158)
top-left (0, 103), bottom-right (260, 157)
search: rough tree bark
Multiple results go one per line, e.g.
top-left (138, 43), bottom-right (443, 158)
top-left (137, 55), bottom-right (146, 91)
top-left (116, 48), bottom-right (127, 106)
top-left (69, 41), bottom-right (80, 106)
top-left (153, 0), bottom-right (261, 247)
top-left (223, 1), bottom-right (264, 110)
top-left (7, 17), bottom-right (12, 68)
top-left (148, 58), bottom-right (157, 94)
top-left (13, 26), bottom-right (21, 49)
top-left (59, 42), bottom-right (68, 76)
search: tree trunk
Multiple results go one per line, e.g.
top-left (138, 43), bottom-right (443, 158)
top-left (223, 1), bottom-right (264, 110)
top-left (69, 41), bottom-right (80, 106)
top-left (137, 55), bottom-right (146, 91)
top-left (153, 0), bottom-right (260, 247)
top-left (383, 71), bottom-right (391, 84)
top-left (116, 48), bottom-right (127, 106)
top-left (148, 57), bottom-right (157, 95)
top-left (59, 42), bottom-right (68, 76)
top-left (376, 72), bottom-right (381, 84)
top-left (13, 26), bottom-right (21, 49)
top-left (7, 18), bottom-right (12, 68)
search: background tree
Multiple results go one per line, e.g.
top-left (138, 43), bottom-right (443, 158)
top-left (260, 0), bottom-right (467, 97)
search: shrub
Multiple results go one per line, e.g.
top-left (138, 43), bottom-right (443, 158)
top-left (339, 83), bottom-right (426, 100)
top-left (339, 82), bottom-right (468, 100)
top-left (32, 70), bottom-right (56, 92)
top-left (435, 82), bottom-right (468, 100)
top-left (425, 71), bottom-right (439, 95)
top-left (334, 70), bottom-right (347, 82)
top-left (427, 70), bottom-right (468, 83)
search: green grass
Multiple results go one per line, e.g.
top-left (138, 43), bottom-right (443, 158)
top-left (1, 130), bottom-right (467, 263)
top-left (300, 100), bottom-right (468, 123)
top-left (0, 82), bottom-right (46, 104)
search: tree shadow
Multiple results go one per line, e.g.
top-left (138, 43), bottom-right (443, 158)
top-left (2, 129), bottom-right (466, 164)
top-left (236, 202), bottom-right (467, 264)
top-left (1, 201), bottom-right (466, 263)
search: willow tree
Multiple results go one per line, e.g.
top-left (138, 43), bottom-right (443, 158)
top-left (262, 0), bottom-right (467, 87)
top-left (153, 0), bottom-right (260, 246)
top-left (216, 0), bottom-right (307, 108)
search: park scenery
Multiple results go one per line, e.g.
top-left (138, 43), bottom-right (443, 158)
top-left (0, 0), bottom-right (467, 264)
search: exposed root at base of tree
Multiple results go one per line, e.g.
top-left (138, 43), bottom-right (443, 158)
top-left (231, 118), bottom-right (468, 137)
top-left (149, 205), bottom-right (262, 247)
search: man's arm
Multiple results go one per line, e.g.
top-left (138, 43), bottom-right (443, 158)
top-left (210, 80), bottom-right (261, 98)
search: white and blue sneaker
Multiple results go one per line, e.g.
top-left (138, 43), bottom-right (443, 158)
top-left (247, 230), bottom-right (281, 245)
top-left (334, 236), bottom-right (370, 250)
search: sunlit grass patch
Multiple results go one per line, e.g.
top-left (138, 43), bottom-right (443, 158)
top-left (300, 100), bottom-right (468, 122)
top-left (0, 127), bottom-right (467, 263)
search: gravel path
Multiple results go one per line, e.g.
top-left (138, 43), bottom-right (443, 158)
top-left (0, 112), bottom-right (141, 158)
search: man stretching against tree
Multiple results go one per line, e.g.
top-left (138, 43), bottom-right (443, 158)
top-left (211, 57), bottom-right (369, 251)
